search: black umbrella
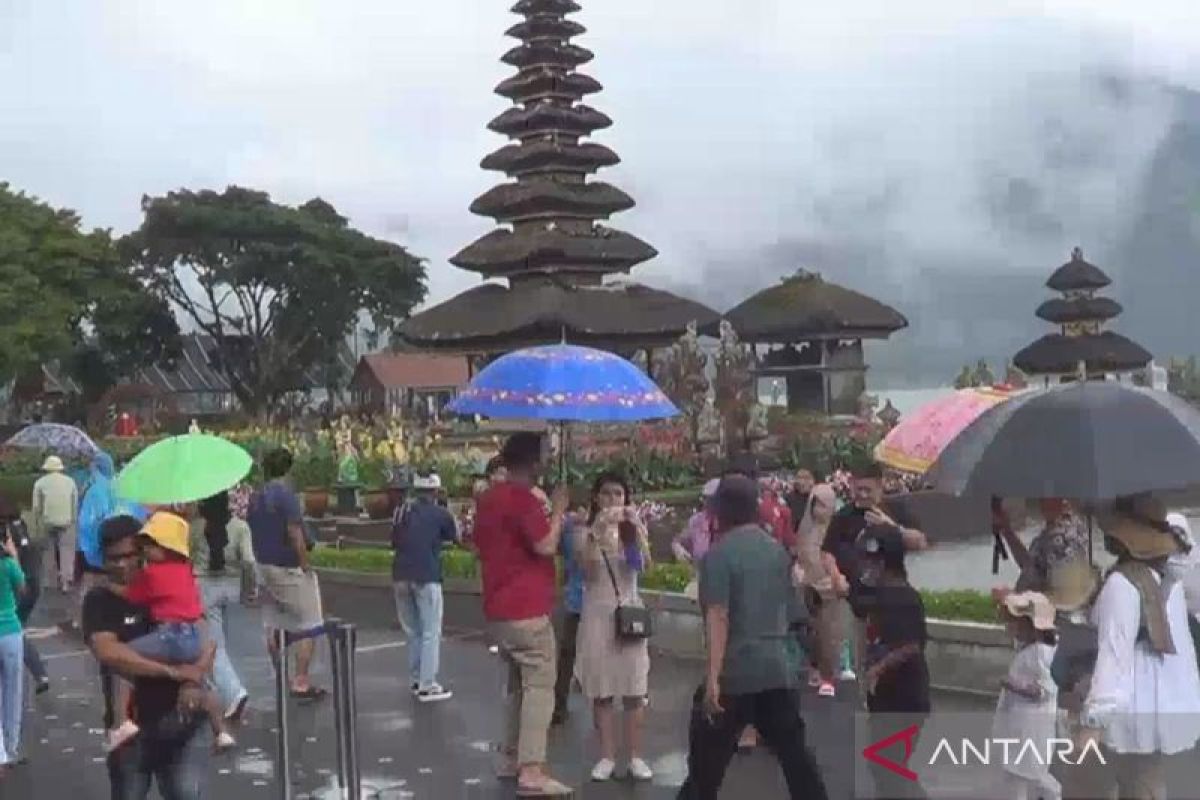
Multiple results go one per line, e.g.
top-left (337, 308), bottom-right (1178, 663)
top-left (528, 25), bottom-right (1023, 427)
top-left (924, 381), bottom-right (1200, 502)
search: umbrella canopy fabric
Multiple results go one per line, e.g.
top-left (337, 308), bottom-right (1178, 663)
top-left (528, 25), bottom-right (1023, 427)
top-left (5, 423), bottom-right (98, 458)
top-left (924, 381), bottom-right (1200, 501)
top-left (115, 434), bottom-right (253, 505)
top-left (875, 386), bottom-right (1019, 474)
top-left (448, 343), bottom-right (678, 422)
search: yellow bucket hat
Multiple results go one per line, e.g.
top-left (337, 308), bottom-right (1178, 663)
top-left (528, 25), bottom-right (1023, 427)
top-left (140, 512), bottom-right (191, 559)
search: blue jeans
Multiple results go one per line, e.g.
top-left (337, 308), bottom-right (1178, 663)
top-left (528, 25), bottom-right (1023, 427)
top-left (128, 622), bottom-right (202, 666)
top-left (199, 575), bottom-right (247, 714)
top-left (107, 722), bottom-right (212, 800)
top-left (393, 581), bottom-right (444, 689)
top-left (0, 632), bottom-right (22, 764)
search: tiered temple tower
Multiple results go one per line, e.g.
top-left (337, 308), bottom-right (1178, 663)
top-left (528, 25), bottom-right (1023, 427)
top-left (401, 0), bottom-right (716, 356)
top-left (1013, 247), bottom-right (1152, 384)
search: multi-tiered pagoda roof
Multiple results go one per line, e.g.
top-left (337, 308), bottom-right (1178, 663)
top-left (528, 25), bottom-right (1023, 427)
top-left (1013, 247), bottom-right (1151, 377)
top-left (400, 0), bottom-right (717, 352)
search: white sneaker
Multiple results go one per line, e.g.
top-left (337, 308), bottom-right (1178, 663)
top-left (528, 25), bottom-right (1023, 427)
top-left (839, 668), bottom-right (857, 681)
top-left (105, 720), bottom-right (140, 753)
top-left (417, 684), bottom-right (453, 703)
top-left (215, 732), bottom-right (237, 752)
top-left (628, 757), bottom-right (653, 781)
top-left (818, 681), bottom-right (837, 698)
top-left (590, 758), bottom-right (616, 781)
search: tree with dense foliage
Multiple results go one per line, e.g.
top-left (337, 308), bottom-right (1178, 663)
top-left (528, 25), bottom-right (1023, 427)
top-left (122, 187), bottom-right (427, 416)
top-left (1169, 356), bottom-right (1200, 405)
top-left (0, 182), bottom-right (179, 395)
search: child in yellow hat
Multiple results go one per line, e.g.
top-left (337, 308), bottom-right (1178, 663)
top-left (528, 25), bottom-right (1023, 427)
top-left (108, 511), bottom-right (236, 753)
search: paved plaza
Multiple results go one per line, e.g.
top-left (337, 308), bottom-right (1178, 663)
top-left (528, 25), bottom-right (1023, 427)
top-left (5, 595), bottom-right (1006, 800)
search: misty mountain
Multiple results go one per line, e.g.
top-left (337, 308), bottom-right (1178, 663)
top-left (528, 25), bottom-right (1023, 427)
top-left (662, 72), bottom-right (1200, 389)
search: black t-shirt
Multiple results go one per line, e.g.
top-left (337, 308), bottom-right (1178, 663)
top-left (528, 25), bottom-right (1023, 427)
top-left (860, 583), bottom-right (931, 714)
top-left (822, 501), bottom-right (916, 584)
top-left (81, 587), bottom-right (180, 730)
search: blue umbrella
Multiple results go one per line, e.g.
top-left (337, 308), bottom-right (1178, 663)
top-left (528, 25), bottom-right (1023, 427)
top-left (5, 422), bottom-right (98, 458)
top-left (448, 344), bottom-right (678, 422)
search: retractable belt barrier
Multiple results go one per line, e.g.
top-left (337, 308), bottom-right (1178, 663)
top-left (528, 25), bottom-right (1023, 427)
top-left (275, 619), bottom-right (361, 800)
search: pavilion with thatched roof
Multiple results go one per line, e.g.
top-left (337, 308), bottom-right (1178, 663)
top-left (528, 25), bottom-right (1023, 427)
top-left (1013, 247), bottom-right (1151, 384)
top-left (718, 269), bottom-right (908, 415)
top-left (399, 0), bottom-right (717, 363)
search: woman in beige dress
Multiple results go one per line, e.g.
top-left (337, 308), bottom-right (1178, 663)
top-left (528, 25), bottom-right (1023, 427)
top-left (572, 472), bottom-right (653, 782)
top-left (795, 483), bottom-right (849, 697)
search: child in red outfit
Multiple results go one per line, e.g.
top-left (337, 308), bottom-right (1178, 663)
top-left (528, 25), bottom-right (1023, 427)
top-left (108, 512), bottom-right (235, 753)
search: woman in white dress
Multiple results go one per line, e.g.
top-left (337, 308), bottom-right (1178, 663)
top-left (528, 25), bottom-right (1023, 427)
top-left (572, 472), bottom-right (653, 782)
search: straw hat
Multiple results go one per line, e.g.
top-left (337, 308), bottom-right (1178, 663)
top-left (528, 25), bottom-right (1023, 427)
top-left (1002, 591), bottom-right (1057, 631)
top-left (1097, 493), bottom-right (1181, 561)
top-left (1046, 557), bottom-right (1101, 612)
top-left (42, 455), bottom-right (64, 472)
top-left (139, 512), bottom-right (191, 559)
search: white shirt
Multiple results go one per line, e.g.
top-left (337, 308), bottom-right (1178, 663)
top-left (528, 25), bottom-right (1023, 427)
top-left (1084, 569), bottom-right (1200, 755)
top-left (994, 642), bottom-right (1060, 786)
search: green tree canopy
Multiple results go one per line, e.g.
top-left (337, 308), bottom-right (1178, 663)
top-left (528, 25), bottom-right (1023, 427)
top-left (122, 186), bottom-right (427, 415)
top-left (0, 182), bottom-right (179, 392)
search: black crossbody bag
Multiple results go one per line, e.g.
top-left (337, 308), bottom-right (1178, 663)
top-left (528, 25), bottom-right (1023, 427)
top-left (600, 546), bottom-right (653, 641)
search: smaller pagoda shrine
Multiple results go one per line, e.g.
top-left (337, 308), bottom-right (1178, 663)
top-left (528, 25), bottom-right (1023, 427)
top-left (1013, 247), bottom-right (1152, 384)
top-left (718, 270), bottom-right (908, 415)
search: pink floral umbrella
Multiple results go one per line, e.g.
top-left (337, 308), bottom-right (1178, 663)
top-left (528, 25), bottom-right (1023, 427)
top-left (874, 385), bottom-right (1021, 475)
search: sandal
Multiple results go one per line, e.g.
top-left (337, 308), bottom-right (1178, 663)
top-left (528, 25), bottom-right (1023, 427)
top-left (290, 686), bottom-right (328, 702)
top-left (516, 777), bottom-right (573, 797)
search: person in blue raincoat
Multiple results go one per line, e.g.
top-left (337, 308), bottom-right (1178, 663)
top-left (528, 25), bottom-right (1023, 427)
top-left (77, 453), bottom-right (147, 605)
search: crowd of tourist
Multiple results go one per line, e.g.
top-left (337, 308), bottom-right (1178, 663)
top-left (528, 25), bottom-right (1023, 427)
top-left (0, 429), bottom-right (1199, 800)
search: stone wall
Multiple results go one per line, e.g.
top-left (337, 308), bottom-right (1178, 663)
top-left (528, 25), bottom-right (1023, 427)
top-left (316, 568), bottom-right (1012, 697)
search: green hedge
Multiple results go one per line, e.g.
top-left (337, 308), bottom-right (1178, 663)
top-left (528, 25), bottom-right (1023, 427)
top-left (311, 546), bottom-right (996, 622)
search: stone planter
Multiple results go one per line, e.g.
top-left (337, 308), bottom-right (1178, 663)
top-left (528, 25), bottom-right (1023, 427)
top-left (303, 489), bottom-right (330, 518)
top-left (363, 489), bottom-right (393, 520)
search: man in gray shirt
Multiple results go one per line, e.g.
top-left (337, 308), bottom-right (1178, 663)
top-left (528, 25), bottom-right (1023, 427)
top-left (676, 475), bottom-right (829, 800)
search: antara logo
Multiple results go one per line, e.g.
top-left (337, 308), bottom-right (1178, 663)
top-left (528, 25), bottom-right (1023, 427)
top-left (863, 724), bottom-right (1108, 784)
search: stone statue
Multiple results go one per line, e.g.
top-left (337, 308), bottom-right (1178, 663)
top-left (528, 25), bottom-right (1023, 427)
top-left (877, 399), bottom-right (901, 430)
top-left (335, 415), bottom-right (360, 486)
top-left (856, 392), bottom-right (879, 421)
top-left (697, 392), bottom-right (721, 444)
top-left (661, 321), bottom-right (712, 455)
top-left (188, 419), bottom-right (200, 435)
top-left (747, 402), bottom-right (769, 440)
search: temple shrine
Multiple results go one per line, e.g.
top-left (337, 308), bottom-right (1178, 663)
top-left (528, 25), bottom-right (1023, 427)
top-left (400, 0), bottom-right (717, 361)
top-left (1013, 247), bottom-right (1152, 384)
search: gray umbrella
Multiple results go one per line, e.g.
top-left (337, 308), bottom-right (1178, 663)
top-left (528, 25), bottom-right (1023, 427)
top-left (924, 381), bottom-right (1200, 501)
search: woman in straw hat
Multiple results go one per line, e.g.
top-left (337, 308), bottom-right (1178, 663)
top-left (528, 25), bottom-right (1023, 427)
top-left (1077, 494), bottom-right (1200, 799)
top-left (994, 591), bottom-right (1060, 800)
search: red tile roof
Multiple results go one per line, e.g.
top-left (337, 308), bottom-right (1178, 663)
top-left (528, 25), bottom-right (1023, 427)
top-left (355, 353), bottom-right (469, 391)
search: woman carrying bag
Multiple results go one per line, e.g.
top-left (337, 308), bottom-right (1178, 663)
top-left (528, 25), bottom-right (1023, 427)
top-left (572, 472), bottom-right (654, 782)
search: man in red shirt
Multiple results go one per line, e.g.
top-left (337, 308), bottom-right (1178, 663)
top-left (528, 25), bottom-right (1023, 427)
top-left (473, 432), bottom-right (570, 797)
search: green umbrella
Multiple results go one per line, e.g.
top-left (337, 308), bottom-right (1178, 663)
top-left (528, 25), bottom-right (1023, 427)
top-left (115, 433), bottom-right (253, 505)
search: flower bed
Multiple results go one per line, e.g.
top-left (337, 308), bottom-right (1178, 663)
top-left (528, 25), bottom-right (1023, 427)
top-left (312, 545), bottom-right (996, 622)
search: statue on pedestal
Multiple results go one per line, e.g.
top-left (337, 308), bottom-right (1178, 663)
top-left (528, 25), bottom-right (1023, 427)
top-left (334, 415), bottom-right (361, 515)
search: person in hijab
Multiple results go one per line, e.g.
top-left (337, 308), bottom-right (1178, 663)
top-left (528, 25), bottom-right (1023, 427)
top-left (795, 484), bottom-right (849, 697)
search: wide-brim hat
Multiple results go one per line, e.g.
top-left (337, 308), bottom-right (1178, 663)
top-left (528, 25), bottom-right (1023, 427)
top-left (1046, 557), bottom-right (1101, 612)
top-left (1097, 493), bottom-right (1181, 561)
top-left (413, 474), bottom-right (442, 491)
top-left (1002, 591), bottom-right (1057, 631)
top-left (42, 455), bottom-right (64, 472)
top-left (139, 511), bottom-right (191, 559)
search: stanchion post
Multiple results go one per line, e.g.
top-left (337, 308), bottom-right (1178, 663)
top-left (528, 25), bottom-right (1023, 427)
top-left (275, 627), bottom-right (291, 800)
top-left (342, 623), bottom-right (361, 800)
top-left (329, 622), bottom-right (348, 795)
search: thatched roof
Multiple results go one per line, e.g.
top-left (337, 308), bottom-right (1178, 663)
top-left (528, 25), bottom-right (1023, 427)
top-left (1013, 331), bottom-right (1152, 375)
top-left (719, 271), bottom-right (908, 342)
top-left (488, 103), bottom-right (611, 138)
top-left (495, 70), bottom-right (601, 103)
top-left (482, 140), bottom-right (618, 176)
top-left (506, 18), bottom-right (586, 41)
top-left (511, 0), bottom-right (580, 13)
top-left (1046, 247), bottom-right (1112, 292)
top-left (452, 225), bottom-right (656, 276)
top-left (399, 280), bottom-right (719, 352)
top-left (470, 180), bottom-right (634, 222)
top-left (502, 43), bottom-right (593, 70)
top-left (1035, 296), bottom-right (1123, 324)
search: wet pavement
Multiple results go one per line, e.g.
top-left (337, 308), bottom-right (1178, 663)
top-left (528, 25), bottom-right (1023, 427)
top-left (11, 590), bottom-right (994, 799)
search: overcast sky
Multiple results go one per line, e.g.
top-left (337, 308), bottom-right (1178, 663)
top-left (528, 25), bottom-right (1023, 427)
top-left (3, 1), bottom-right (1198, 357)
